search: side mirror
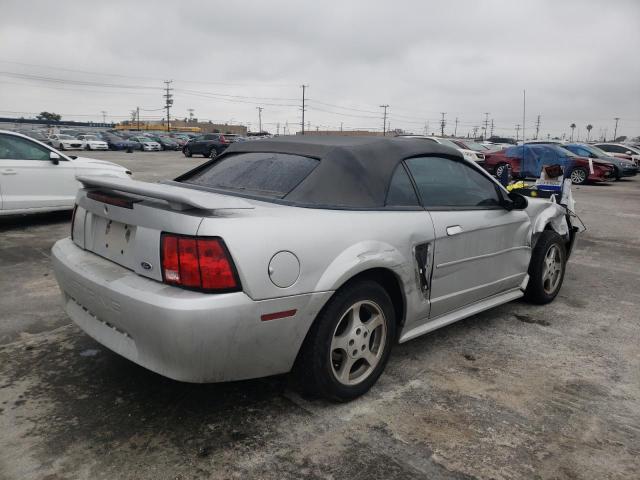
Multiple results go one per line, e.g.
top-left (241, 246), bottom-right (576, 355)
top-left (504, 191), bottom-right (528, 210)
top-left (49, 152), bottom-right (60, 164)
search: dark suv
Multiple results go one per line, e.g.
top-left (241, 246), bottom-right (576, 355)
top-left (183, 134), bottom-right (238, 158)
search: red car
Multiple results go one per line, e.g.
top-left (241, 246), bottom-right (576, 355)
top-left (484, 144), bottom-right (614, 185)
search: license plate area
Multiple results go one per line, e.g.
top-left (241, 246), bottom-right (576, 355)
top-left (90, 216), bottom-right (137, 268)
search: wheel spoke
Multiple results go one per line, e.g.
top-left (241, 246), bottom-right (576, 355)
top-left (366, 313), bottom-right (383, 331)
top-left (337, 356), bottom-right (355, 383)
top-left (352, 302), bottom-right (366, 329)
top-left (362, 349), bottom-right (378, 366)
top-left (331, 333), bottom-right (350, 352)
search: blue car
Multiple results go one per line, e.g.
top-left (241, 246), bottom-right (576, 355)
top-left (102, 133), bottom-right (142, 151)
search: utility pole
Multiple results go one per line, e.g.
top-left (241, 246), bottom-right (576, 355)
top-left (256, 106), bottom-right (263, 133)
top-left (136, 106), bottom-right (140, 131)
top-left (483, 113), bottom-right (489, 140)
top-left (300, 84), bottom-right (308, 135)
top-left (380, 104), bottom-right (389, 136)
top-left (340, 122), bottom-right (343, 132)
top-left (440, 112), bottom-right (446, 137)
top-left (535, 115), bottom-right (541, 140)
top-left (285, 120), bottom-right (289, 135)
top-left (188, 108), bottom-right (194, 122)
top-left (613, 117), bottom-right (620, 141)
top-left (454, 117), bottom-right (459, 137)
top-left (490, 119), bottom-right (494, 138)
top-left (276, 122), bottom-right (280, 136)
top-left (163, 80), bottom-right (173, 132)
top-left (472, 126), bottom-right (479, 138)
top-left (515, 124), bottom-right (521, 142)
top-left (101, 110), bottom-right (107, 124)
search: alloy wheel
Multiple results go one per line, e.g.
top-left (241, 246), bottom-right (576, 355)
top-left (330, 300), bottom-right (387, 386)
top-left (570, 169), bottom-right (587, 184)
top-left (542, 244), bottom-right (563, 294)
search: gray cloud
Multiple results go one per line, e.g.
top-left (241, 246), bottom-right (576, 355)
top-left (0, 0), bottom-right (638, 139)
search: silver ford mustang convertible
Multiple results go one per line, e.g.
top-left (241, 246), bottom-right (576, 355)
top-left (52, 136), bottom-right (579, 401)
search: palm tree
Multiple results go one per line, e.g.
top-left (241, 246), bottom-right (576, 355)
top-left (586, 124), bottom-right (593, 141)
top-left (570, 123), bottom-right (576, 141)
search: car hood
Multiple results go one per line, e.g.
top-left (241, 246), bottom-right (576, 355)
top-left (70, 156), bottom-right (127, 170)
top-left (596, 155), bottom-right (634, 167)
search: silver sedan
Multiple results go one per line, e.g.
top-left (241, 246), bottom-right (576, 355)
top-left (52, 136), bottom-right (579, 401)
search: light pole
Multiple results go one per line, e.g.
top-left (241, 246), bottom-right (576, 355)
top-left (613, 117), bottom-right (620, 141)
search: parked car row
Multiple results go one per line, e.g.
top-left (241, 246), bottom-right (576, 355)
top-left (9, 127), bottom-right (212, 152)
top-left (397, 135), bottom-right (638, 185)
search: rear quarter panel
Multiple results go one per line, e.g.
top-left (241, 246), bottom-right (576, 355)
top-left (196, 203), bottom-right (435, 325)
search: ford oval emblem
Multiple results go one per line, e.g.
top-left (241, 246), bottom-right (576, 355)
top-left (141, 261), bottom-right (153, 271)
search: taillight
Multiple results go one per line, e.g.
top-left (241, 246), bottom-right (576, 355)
top-left (71, 204), bottom-right (78, 240)
top-left (219, 135), bottom-right (229, 144)
top-left (160, 233), bottom-right (240, 292)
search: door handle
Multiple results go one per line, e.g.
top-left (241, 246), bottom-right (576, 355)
top-left (446, 225), bottom-right (463, 236)
top-left (1, 169), bottom-right (17, 175)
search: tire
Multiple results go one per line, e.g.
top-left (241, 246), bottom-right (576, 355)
top-left (209, 148), bottom-right (218, 159)
top-left (613, 167), bottom-right (621, 181)
top-left (58, 144), bottom-right (65, 151)
top-left (495, 162), bottom-right (509, 178)
top-left (85, 144), bottom-right (91, 151)
top-left (570, 167), bottom-right (588, 185)
top-left (183, 147), bottom-right (192, 157)
top-left (525, 230), bottom-right (567, 305)
top-left (293, 280), bottom-right (396, 401)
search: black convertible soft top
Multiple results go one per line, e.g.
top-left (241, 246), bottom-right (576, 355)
top-left (179, 136), bottom-right (463, 208)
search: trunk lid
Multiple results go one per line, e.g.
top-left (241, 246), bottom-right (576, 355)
top-left (73, 176), bottom-right (253, 282)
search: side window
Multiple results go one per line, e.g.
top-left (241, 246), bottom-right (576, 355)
top-left (576, 147), bottom-right (591, 157)
top-left (606, 145), bottom-right (623, 153)
top-left (405, 156), bottom-right (501, 209)
top-left (385, 164), bottom-right (420, 207)
top-left (0, 134), bottom-right (51, 161)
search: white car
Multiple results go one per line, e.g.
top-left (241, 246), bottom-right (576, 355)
top-left (48, 134), bottom-right (86, 151)
top-left (0, 130), bottom-right (131, 215)
top-left (397, 135), bottom-right (485, 163)
top-left (77, 134), bottom-right (109, 151)
top-left (130, 136), bottom-right (162, 151)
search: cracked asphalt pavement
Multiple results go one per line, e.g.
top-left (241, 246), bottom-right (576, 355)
top-left (1, 151), bottom-right (638, 479)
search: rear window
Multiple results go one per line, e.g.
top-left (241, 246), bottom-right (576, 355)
top-left (180, 152), bottom-right (319, 199)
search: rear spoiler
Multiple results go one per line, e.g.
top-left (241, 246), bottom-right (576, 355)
top-left (76, 175), bottom-right (254, 211)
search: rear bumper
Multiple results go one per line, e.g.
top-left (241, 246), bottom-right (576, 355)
top-left (52, 238), bottom-right (332, 383)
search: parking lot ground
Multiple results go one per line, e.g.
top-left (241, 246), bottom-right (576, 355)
top-left (1, 151), bottom-right (639, 480)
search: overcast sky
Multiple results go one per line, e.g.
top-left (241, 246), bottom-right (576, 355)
top-left (1, 0), bottom-right (639, 139)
